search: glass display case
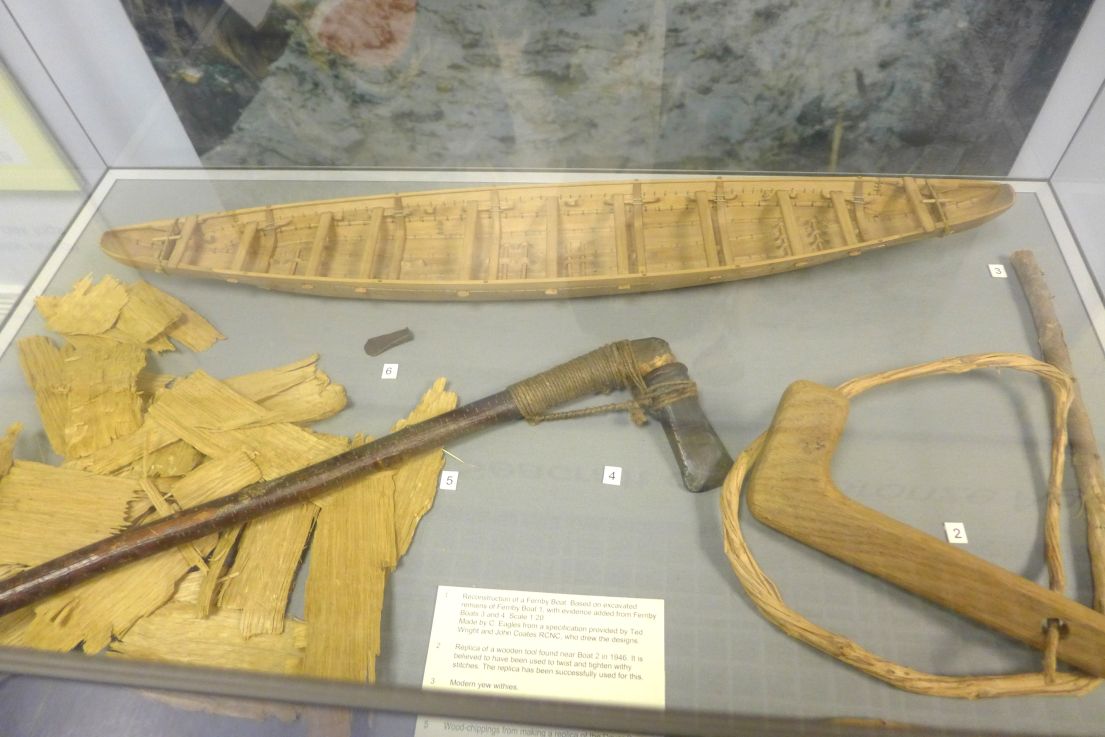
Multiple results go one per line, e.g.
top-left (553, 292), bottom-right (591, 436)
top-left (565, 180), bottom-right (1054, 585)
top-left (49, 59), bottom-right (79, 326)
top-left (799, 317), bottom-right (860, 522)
top-left (3, 3), bottom-right (1105, 736)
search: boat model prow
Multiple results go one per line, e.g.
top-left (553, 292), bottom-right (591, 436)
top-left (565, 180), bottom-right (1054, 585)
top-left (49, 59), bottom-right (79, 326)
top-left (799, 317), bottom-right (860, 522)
top-left (100, 176), bottom-right (1015, 301)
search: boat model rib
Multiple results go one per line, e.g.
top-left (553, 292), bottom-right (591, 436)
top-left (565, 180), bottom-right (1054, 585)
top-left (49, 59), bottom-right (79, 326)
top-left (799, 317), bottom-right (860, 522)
top-left (100, 177), bottom-right (1015, 301)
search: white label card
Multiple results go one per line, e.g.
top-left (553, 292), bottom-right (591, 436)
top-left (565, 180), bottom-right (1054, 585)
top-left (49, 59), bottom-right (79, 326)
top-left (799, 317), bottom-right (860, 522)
top-left (944, 522), bottom-right (968, 544)
top-left (381, 363), bottom-right (399, 379)
top-left (988, 264), bottom-right (1007, 278)
top-left (439, 470), bottom-right (459, 491)
top-left (421, 586), bottom-right (665, 709)
top-left (602, 466), bottom-right (622, 486)
top-left (416, 720), bottom-right (623, 737)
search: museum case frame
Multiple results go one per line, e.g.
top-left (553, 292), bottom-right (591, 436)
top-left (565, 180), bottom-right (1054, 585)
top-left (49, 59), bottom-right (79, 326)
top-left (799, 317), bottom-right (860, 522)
top-left (5, 2), bottom-right (1105, 735)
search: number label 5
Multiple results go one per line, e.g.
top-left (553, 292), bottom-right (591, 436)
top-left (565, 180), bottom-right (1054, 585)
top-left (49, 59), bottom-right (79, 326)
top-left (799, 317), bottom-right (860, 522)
top-left (439, 471), bottom-right (459, 490)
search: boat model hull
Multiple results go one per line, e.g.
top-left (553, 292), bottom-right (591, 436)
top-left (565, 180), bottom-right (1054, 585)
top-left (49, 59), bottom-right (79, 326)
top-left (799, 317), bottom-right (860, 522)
top-left (100, 177), bottom-right (1015, 301)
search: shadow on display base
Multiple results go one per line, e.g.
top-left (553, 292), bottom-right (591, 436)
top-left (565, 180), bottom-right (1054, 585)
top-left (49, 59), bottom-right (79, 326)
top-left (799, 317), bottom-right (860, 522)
top-left (0, 648), bottom-right (970, 737)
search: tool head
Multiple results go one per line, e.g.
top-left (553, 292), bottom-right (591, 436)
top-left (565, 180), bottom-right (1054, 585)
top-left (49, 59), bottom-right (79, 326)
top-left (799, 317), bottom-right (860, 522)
top-left (506, 337), bottom-right (732, 493)
top-left (640, 360), bottom-right (733, 493)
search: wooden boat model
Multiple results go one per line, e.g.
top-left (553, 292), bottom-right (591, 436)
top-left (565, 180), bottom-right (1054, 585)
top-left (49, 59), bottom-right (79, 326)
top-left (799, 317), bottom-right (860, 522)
top-left (100, 177), bottom-right (1014, 300)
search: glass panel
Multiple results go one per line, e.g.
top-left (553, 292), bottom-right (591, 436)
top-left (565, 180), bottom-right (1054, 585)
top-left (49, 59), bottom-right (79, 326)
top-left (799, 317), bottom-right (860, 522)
top-left (119, 1), bottom-right (1092, 174)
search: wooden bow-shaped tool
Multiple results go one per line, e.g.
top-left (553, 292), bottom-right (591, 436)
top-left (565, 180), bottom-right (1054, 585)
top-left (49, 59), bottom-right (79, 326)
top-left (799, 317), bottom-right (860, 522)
top-left (746, 377), bottom-right (1105, 678)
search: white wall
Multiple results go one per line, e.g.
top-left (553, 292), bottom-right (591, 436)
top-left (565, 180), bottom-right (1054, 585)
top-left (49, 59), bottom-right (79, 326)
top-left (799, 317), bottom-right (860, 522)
top-left (1, 4), bottom-right (103, 312)
top-left (0, 3), bottom-right (104, 187)
top-left (1053, 84), bottom-right (1105, 184)
top-left (1052, 80), bottom-right (1105, 295)
top-left (1011, 0), bottom-right (1105, 179)
top-left (3, 0), bottom-right (199, 168)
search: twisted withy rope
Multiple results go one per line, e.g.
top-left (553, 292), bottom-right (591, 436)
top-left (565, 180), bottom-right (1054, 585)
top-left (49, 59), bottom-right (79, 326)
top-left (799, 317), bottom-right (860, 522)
top-left (722, 353), bottom-right (1103, 698)
top-left (508, 341), bottom-right (697, 426)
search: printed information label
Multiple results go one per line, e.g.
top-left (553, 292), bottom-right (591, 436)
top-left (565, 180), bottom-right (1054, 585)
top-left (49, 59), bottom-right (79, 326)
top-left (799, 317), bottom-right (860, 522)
top-left (421, 586), bottom-right (665, 713)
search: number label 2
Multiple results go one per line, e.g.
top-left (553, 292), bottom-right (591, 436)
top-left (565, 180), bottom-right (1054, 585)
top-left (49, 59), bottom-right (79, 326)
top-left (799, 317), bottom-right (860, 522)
top-left (944, 522), bottom-right (968, 544)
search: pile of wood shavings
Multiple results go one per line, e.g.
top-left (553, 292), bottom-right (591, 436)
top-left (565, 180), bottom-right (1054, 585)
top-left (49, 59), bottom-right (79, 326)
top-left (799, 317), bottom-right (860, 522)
top-left (0, 275), bottom-right (456, 682)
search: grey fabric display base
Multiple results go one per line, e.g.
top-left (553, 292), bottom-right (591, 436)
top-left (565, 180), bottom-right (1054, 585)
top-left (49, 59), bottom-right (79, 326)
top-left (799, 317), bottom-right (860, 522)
top-left (2, 171), bottom-right (1105, 736)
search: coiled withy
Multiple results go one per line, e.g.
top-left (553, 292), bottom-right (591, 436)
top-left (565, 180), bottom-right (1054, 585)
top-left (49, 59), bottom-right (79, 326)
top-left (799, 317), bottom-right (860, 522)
top-left (722, 353), bottom-right (1103, 698)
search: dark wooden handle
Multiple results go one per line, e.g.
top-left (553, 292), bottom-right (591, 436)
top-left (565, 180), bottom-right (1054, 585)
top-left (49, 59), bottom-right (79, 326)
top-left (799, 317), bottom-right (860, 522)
top-left (746, 380), bottom-right (1105, 678)
top-left (0, 337), bottom-right (712, 616)
top-left (0, 393), bottom-right (521, 616)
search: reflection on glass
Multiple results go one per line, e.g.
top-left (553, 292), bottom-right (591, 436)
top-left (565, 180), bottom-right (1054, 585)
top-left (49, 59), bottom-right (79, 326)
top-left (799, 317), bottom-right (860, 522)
top-left (121, 1), bottom-right (1091, 173)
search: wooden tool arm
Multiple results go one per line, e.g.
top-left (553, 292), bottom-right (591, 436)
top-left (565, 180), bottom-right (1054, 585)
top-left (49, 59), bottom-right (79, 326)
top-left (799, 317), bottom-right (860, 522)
top-left (746, 380), bottom-right (1105, 678)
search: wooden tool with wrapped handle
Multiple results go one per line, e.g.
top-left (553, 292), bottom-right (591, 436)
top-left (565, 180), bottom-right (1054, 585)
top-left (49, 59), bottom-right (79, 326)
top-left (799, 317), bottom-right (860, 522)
top-left (0, 338), bottom-right (731, 617)
top-left (746, 379), bottom-right (1105, 678)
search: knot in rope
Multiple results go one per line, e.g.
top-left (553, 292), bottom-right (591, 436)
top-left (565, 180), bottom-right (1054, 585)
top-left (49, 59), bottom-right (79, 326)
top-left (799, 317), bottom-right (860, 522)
top-left (508, 340), bottom-right (697, 425)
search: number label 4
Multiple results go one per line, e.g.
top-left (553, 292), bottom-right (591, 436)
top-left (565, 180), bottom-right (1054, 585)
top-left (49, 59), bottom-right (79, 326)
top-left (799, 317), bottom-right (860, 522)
top-left (602, 466), bottom-right (622, 486)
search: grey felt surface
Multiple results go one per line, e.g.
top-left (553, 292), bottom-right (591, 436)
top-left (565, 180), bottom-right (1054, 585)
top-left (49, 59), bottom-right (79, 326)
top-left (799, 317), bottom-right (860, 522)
top-left (3, 173), bottom-right (1105, 735)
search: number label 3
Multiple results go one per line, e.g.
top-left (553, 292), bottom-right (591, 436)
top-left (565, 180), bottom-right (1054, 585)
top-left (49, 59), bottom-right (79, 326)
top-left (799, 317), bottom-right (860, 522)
top-left (944, 522), bottom-right (968, 544)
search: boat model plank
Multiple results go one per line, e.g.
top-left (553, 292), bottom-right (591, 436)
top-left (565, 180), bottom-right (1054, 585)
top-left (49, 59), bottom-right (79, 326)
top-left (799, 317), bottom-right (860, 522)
top-left (100, 176), bottom-right (1015, 301)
